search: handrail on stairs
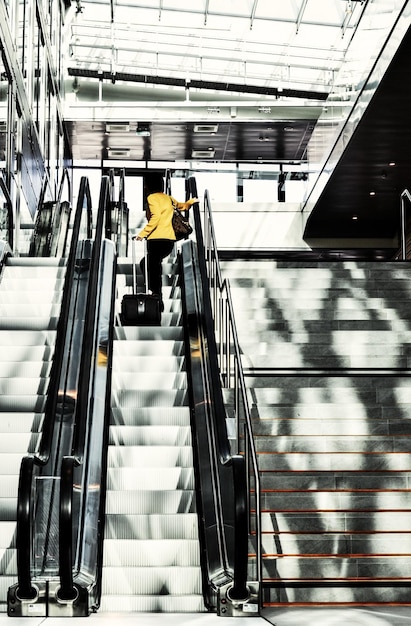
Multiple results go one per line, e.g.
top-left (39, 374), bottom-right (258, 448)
top-left (187, 178), bottom-right (262, 607)
top-left (400, 188), bottom-right (411, 260)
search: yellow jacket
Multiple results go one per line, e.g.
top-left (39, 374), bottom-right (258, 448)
top-left (138, 192), bottom-right (195, 240)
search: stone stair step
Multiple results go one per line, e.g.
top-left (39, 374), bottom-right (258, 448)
top-left (248, 418), bottom-right (410, 436)
top-left (260, 532), bottom-right (411, 556)
top-left (260, 490), bottom-right (411, 511)
top-left (259, 510), bottom-right (411, 532)
top-left (252, 435), bottom-right (411, 453)
top-left (257, 452), bottom-right (411, 472)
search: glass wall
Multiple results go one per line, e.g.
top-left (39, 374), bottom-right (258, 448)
top-left (0, 0), bottom-right (71, 250)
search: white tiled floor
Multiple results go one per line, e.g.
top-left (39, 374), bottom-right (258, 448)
top-left (2, 608), bottom-right (411, 626)
top-left (0, 615), bottom-right (264, 626)
top-left (263, 607), bottom-right (411, 625)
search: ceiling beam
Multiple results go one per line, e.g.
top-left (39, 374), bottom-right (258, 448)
top-left (68, 66), bottom-right (329, 100)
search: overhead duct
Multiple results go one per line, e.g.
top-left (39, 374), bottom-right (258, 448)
top-left (68, 68), bottom-right (329, 101)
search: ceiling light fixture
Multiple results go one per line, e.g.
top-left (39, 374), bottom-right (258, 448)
top-left (107, 148), bottom-right (130, 157)
top-left (106, 123), bottom-right (129, 133)
top-left (194, 124), bottom-right (219, 134)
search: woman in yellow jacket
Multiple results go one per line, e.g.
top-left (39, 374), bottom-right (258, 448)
top-left (134, 174), bottom-right (197, 311)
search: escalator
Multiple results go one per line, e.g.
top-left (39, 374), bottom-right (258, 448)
top-left (5, 174), bottom-right (107, 616)
top-left (98, 173), bottom-right (259, 615)
top-left (6, 171), bottom-right (259, 617)
top-left (0, 254), bottom-right (65, 613)
top-left (0, 170), bottom-right (77, 613)
top-left (100, 244), bottom-right (205, 612)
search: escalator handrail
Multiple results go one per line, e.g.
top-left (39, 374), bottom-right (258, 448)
top-left (71, 175), bottom-right (109, 457)
top-left (198, 182), bottom-right (261, 590)
top-left (15, 457), bottom-right (36, 600)
top-left (186, 178), bottom-right (253, 599)
top-left (38, 176), bottom-right (93, 462)
top-left (59, 456), bottom-right (80, 601)
top-left (105, 169), bottom-right (116, 240)
top-left (15, 176), bottom-right (93, 599)
top-left (58, 175), bottom-right (110, 600)
top-left (57, 167), bottom-right (72, 206)
top-left (201, 181), bottom-right (261, 590)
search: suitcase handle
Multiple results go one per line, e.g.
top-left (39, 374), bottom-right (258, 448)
top-left (131, 238), bottom-right (148, 294)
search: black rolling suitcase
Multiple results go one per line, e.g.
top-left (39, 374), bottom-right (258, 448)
top-left (120, 239), bottom-right (161, 326)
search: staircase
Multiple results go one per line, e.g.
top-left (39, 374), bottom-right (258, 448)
top-left (100, 250), bottom-right (206, 612)
top-left (220, 259), bottom-right (411, 606)
top-left (0, 256), bottom-right (66, 612)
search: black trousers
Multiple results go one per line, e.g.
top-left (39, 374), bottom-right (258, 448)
top-left (140, 238), bottom-right (174, 298)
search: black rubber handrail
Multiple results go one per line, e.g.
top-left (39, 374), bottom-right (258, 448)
top-left (14, 177), bottom-right (92, 600)
top-left (186, 177), bottom-right (251, 601)
top-left (38, 176), bottom-right (92, 463)
top-left (58, 175), bottom-right (110, 601)
top-left (15, 458), bottom-right (36, 600)
top-left (59, 456), bottom-right (79, 601)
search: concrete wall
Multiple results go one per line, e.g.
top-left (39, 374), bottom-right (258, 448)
top-left (206, 202), bottom-right (311, 250)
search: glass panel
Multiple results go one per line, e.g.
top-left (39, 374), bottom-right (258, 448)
top-left (0, 183), bottom-right (10, 243)
top-left (33, 477), bottom-right (60, 577)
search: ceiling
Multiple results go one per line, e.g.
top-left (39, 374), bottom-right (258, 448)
top-left (63, 0), bottom-right (411, 249)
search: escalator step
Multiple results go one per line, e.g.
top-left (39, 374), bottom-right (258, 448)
top-left (112, 389), bottom-right (188, 408)
top-left (0, 292), bottom-right (62, 304)
top-left (0, 330), bottom-right (56, 346)
top-left (106, 467), bottom-right (195, 490)
top-left (0, 317), bottom-right (59, 330)
top-left (112, 355), bottom-right (185, 373)
top-left (0, 346), bottom-right (53, 361)
top-left (112, 372), bottom-right (187, 390)
top-left (109, 425), bottom-right (192, 446)
top-left (110, 406), bottom-right (190, 426)
top-left (102, 539), bottom-right (200, 566)
top-left (0, 396), bottom-right (46, 412)
top-left (104, 513), bottom-right (199, 540)
top-left (100, 566), bottom-right (202, 595)
top-left (0, 362), bottom-right (51, 377)
top-left (113, 339), bottom-right (184, 357)
top-left (108, 446), bottom-right (193, 468)
top-left (98, 594), bottom-right (205, 613)
top-left (0, 413), bottom-right (44, 432)
top-left (0, 378), bottom-right (49, 395)
top-left (105, 490), bottom-right (196, 515)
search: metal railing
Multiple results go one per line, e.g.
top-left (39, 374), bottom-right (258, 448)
top-left (400, 188), bottom-right (411, 260)
top-left (189, 180), bottom-right (262, 595)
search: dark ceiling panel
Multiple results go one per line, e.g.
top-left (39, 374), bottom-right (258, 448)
top-left (304, 25), bottom-right (411, 241)
top-left (64, 119), bottom-right (317, 163)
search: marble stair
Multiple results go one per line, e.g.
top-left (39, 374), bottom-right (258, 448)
top-left (220, 260), bottom-right (411, 606)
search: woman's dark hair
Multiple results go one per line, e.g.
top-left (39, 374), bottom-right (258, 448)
top-left (144, 174), bottom-right (164, 194)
